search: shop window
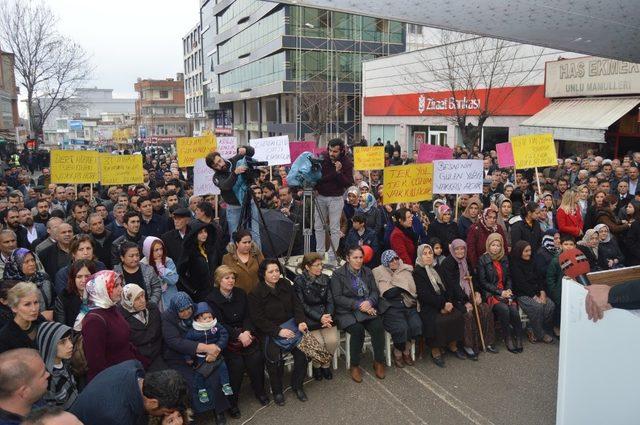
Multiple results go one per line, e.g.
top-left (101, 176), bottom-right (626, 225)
top-left (481, 126), bottom-right (509, 152)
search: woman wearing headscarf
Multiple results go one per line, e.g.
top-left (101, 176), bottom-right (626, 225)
top-left (3, 247), bottom-right (53, 318)
top-left (533, 229), bottom-right (560, 281)
top-left (119, 283), bottom-right (166, 372)
top-left (495, 195), bottom-right (513, 244)
top-left (427, 204), bottom-right (460, 257)
top-left (81, 270), bottom-right (148, 382)
top-left (358, 192), bottom-right (384, 242)
top-left (466, 207), bottom-right (509, 271)
top-left (477, 233), bottom-right (523, 353)
top-left (372, 250), bottom-right (421, 368)
top-left (413, 244), bottom-right (464, 368)
top-left (577, 228), bottom-right (601, 272)
top-left (457, 196), bottom-right (481, 240)
top-left (141, 236), bottom-right (179, 308)
top-left (594, 224), bottom-right (624, 269)
top-left (440, 239), bottom-right (495, 359)
top-left (510, 241), bottom-right (555, 344)
top-left (343, 186), bottom-right (361, 225)
top-left (162, 291), bottom-right (230, 423)
top-left (178, 221), bottom-right (225, 302)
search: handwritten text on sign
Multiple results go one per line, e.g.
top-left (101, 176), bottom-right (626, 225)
top-left (354, 146), bottom-right (385, 171)
top-left (511, 133), bottom-right (557, 169)
top-left (193, 159), bottom-right (220, 196)
top-left (217, 137), bottom-right (237, 159)
top-left (50, 150), bottom-right (100, 184)
top-left (432, 160), bottom-right (484, 194)
top-left (177, 135), bottom-right (217, 167)
top-left (100, 155), bottom-right (144, 186)
top-left (250, 136), bottom-right (291, 166)
top-left (383, 164), bottom-right (433, 204)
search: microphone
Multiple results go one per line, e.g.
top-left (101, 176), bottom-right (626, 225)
top-left (559, 248), bottom-right (591, 286)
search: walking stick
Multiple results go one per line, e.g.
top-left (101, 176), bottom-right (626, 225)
top-left (466, 275), bottom-right (486, 352)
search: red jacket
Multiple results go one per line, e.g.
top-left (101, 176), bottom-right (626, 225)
top-left (557, 207), bottom-right (583, 237)
top-left (390, 227), bottom-right (416, 266)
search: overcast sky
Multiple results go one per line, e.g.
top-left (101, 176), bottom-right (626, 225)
top-left (44, 0), bottom-right (200, 98)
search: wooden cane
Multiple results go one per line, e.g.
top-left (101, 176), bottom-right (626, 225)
top-left (467, 275), bottom-right (486, 352)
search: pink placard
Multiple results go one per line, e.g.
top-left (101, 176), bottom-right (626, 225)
top-left (312, 147), bottom-right (326, 156)
top-left (289, 141), bottom-right (317, 163)
top-left (496, 142), bottom-right (515, 168)
top-left (417, 144), bottom-right (453, 163)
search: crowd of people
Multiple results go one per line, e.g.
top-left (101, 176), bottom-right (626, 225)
top-left (0, 139), bottom-right (639, 424)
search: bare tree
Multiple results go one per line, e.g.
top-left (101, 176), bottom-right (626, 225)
top-left (402, 31), bottom-right (545, 151)
top-left (0, 0), bottom-right (92, 139)
top-left (298, 81), bottom-right (349, 145)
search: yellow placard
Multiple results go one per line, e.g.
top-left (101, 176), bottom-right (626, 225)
top-left (511, 133), bottom-right (557, 169)
top-left (100, 154), bottom-right (144, 186)
top-left (383, 163), bottom-right (433, 204)
top-left (177, 135), bottom-right (217, 167)
top-left (50, 150), bottom-right (100, 184)
top-left (354, 146), bottom-right (384, 171)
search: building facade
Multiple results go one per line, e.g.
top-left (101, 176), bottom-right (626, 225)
top-left (361, 37), bottom-right (583, 154)
top-left (134, 75), bottom-right (189, 145)
top-left (199, 0), bottom-right (407, 145)
top-left (0, 50), bottom-right (19, 143)
top-left (183, 24), bottom-right (209, 136)
top-left (40, 88), bottom-right (136, 147)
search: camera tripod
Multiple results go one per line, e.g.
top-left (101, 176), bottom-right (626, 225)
top-left (284, 185), bottom-right (339, 267)
top-left (237, 184), bottom-right (279, 266)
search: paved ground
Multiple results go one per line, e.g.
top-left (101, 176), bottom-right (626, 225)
top-left (198, 340), bottom-right (558, 425)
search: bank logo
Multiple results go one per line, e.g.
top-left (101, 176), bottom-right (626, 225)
top-left (418, 94), bottom-right (426, 114)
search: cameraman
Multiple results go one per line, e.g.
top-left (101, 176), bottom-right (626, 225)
top-left (206, 146), bottom-right (261, 248)
top-left (315, 138), bottom-right (354, 262)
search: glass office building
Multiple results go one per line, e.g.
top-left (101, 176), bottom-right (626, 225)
top-left (200, 0), bottom-right (406, 144)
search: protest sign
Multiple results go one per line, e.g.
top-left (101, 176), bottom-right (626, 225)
top-left (289, 141), bottom-right (317, 164)
top-left (511, 133), bottom-right (557, 169)
top-left (250, 135), bottom-right (291, 166)
top-left (100, 154), bottom-right (144, 186)
top-left (432, 160), bottom-right (484, 194)
top-left (417, 144), bottom-right (453, 163)
top-left (312, 147), bottom-right (325, 156)
top-left (217, 137), bottom-right (237, 159)
top-left (383, 164), bottom-right (433, 204)
top-left (177, 135), bottom-right (217, 167)
top-left (193, 158), bottom-right (220, 196)
top-left (50, 150), bottom-right (100, 184)
top-left (496, 142), bottom-right (515, 168)
top-left (354, 146), bottom-right (385, 170)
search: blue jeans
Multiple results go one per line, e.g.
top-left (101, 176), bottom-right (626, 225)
top-left (226, 202), bottom-right (261, 249)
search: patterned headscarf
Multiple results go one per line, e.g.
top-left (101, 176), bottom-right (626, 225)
top-left (541, 229), bottom-right (559, 254)
top-left (415, 244), bottom-right (445, 295)
top-left (593, 224), bottom-right (610, 243)
top-left (169, 292), bottom-right (194, 331)
top-left (381, 249), bottom-right (399, 268)
top-left (436, 204), bottom-right (451, 223)
top-left (121, 284), bottom-right (146, 313)
top-left (449, 239), bottom-right (471, 296)
top-left (358, 193), bottom-right (377, 213)
top-left (479, 207), bottom-right (498, 233)
top-left (85, 270), bottom-right (121, 310)
top-left (3, 248), bottom-right (46, 282)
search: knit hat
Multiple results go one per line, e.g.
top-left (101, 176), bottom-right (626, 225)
top-left (381, 249), bottom-right (400, 268)
top-left (121, 284), bottom-right (146, 313)
top-left (37, 321), bottom-right (72, 371)
top-left (169, 292), bottom-right (193, 314)
top-left (142, 236), bottom-right (162, 260)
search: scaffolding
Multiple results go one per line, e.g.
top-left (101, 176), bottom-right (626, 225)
top-left (291, 7), bottom-right (398, 146)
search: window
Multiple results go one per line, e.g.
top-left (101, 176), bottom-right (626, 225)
top-left (159, 90), bottom-right (169, 99)
top-left (481, 127), bottom-right (509, 152)
top-left (369, 125), bottom-right (397, 146)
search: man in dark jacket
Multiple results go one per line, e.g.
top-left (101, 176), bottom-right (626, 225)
top-left (207, 146), bottom-right (261, 248)
top-left (111, 211), bottom-right (143, 266)
top-left (314, 138), bottom-right (354, 262)
top-left (70, 360), bottom-right (189, 425)
top-left (3, 207), bottom-right (29, 249)
top-left (0, 349), bottom-right (49, 425)
top-left (88, 213), bottom-right (114, 269)
top-left (161, 207), bottom-right (191, 264)
top-left (39, 223), bottom-right (73, 281)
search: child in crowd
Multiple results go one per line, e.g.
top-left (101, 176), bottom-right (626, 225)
top-left (36, 321), bottom-right (78, 409)
top-left (344, 214), bottom-right (380, 266)
top-left (428, 237), bottom-right (446, 266)
top-left (185, 302), bottom-right (233, 401)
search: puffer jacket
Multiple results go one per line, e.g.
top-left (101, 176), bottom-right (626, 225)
top-left (293, 271), bottom-right (334, 331)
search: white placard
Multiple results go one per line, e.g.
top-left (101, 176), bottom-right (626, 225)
top-left (217, 137), bottom-right (237, 159)
top-left (249, 135), bottom-right (291, 166)
top-left (432, 159), bottom-right (483, 194)
top-left (193, 158), bottom-right (220, 196)
top-left (557, 278), bottom-right (640, 425)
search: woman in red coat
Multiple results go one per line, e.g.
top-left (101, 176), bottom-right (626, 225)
top-left (466, 207), bottom-right (509, 271)
top-left (390, 207), bottom-right (418, 266)
top-left (557, 190), bottom-right (583, 238)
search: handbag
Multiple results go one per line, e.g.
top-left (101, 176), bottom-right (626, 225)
top-left (269, 318), bottom-right (302, 352)
top-left (297, 331), bottom-right (332, 366)
top-left (70, 331), bottom-right (88, 377)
